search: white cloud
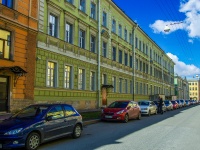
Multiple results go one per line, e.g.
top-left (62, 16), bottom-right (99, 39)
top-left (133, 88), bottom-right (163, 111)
top-left (167, 53), bottom-right (200, 76)
top-left (150, 0), bottom-right (200, 38)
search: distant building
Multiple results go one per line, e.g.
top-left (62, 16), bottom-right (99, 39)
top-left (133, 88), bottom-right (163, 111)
top-left (174, 75), bottom-right (189, 100)
top-left (188, 78), bottom-right (200, 100)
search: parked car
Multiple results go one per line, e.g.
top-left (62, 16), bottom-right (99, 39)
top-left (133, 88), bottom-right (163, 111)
top-left (153, 100), bottom-right (167, 113)
top-left (185, 100), bottom-right (190, 106)
top-left (176, 100), bottom-right (183, 108)
top-left (101, 100), bottom-right (141, 123)
top-left (164, 100), bottom-right (173, 110)
top-left (180, 100), bottom-right (186, 107)
top-left (0, 104), bottom-right (83, 150)
top-left (138, 100), bottom-right (157, 116)
top-left (171, 100), bottom-right (179, 109)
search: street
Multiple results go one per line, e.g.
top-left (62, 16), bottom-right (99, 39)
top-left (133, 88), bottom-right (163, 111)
top-left (39, 105), bottom-right (200, 150)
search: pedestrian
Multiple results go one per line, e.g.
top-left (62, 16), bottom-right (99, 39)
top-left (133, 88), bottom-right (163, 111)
top-left (158, 97), bottom-right (163, 114)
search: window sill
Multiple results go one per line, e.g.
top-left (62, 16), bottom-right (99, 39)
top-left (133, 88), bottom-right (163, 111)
top-left (78, 9), bottom-right (88, 18)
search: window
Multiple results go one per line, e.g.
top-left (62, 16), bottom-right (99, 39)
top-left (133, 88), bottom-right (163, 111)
top-left (130, 80), bottom-right (133, 94)
top-left (102, 12), bottom-right (107, 27)
top-left (47, 62), bottom-right (57, 87)
top-left (66, 23), bottom-right (73, 44)
top-left (112, 47), bottom-right (116, 61)
top-left (112, 19), bottom-right (116, 33)
top-left (102, 42), bottom-right (107, 57)
top-left (90, 71), bottom-right (95, 91)
top-left (136, 59), bottom-right (138, 70)
top-left (125, 79), bottom-right (128, 93)
top-left (102, 74), bottom-right (107, 85)
top-left (47, 106), bottom-right (64, 120)
top-left (0, 29), bottom-right (11, 59)
top-left (118, 24), bottom-right (122, 38)
top-left (90, 2), bottom-right (96, 19)
top-left (112, 76), bottom-right (116, 92)
top-left (64, 65), bottom-right (72, 89)
top-left (129, 33), bottom-right (132, 44)
top-left (119, 50), bottom-right (122, 64)
top-left (63, 105), bottom-right (76, 116)
top-left (90, 35), bottom-right (96, 53)
top-left (78, 68), bottom-right (85, 90)
top-left (49, 14), bottom-right (58, 37)
top-left (67, 0), bottom-right (73, 4)
top-left (135, 37), bottom-right (138, 48)
top-left (79, 29), bottom-right (85, 48)
top-left (119, 78), bottom-right (122, 93)
top-left (129, 55), bottom-right (133, 68)
top-left (124, 52), bottom-right (128, 66)
top-left (2, 0), bottom-right (13, 8)
top-left (124, 29), bottom-right (127, 41)
top-left (80, 0), bottom-right (86, 12)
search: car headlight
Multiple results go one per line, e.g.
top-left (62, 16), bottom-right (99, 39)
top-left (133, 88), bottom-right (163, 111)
top-left (116, 110), bottom-right (124, 114)
top-left (4, 128), bottom-right (23, 135)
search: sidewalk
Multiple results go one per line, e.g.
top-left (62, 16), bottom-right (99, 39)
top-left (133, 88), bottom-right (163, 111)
top-left (0, 112), bottom-right (100, 126)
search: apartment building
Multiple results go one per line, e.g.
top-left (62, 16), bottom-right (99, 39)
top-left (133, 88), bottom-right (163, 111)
top-left (0, 0), bottom-right (38, 112)
top-left (174, 75), bottom-right (189, 100)
top-left (188, 78), bottom-right (200, 100)
top-left (35, 0), bottom-right (175, 110)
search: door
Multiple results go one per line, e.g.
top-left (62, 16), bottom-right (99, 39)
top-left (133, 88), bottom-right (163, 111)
top-left (0, 76), bottom-right (9, 112)
top-left (44, 105), bottom-right (66, 141)
top-left (102, 87), bottom-right (107, 105)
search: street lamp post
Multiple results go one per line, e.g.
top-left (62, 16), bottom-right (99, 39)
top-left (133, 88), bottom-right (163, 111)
top-left (164, 21), bottom-right (183, 32)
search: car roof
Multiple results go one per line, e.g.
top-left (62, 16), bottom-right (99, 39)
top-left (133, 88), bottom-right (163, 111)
top-left (29, 103), bottom-right (73, 107)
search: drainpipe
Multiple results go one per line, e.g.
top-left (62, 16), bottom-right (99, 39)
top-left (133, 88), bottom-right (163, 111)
top-left (132, 24), bottom-right (138, 101)
top-left (97, 0), bottom-right (101, 108)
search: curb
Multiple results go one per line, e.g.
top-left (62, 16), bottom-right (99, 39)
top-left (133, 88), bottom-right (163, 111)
top-left (83, 119), bottom-right (100, 126)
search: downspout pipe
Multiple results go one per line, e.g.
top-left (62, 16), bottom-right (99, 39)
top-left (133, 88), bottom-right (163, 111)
top-left (132, 24), bottom-right (138, 101)
top-left (97, 0), bottom-right (101, 108)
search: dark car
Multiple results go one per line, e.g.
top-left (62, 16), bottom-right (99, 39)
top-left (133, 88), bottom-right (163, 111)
top-left (0, 104), bottom-right (83, 150)
top-left (101, 100), bottom-right (141, 123)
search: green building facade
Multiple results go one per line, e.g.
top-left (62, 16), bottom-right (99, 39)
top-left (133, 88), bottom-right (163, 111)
top-left (35, 0), bottom-right (175, 110)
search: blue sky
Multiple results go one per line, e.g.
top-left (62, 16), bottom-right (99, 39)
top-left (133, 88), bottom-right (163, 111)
top-left (113, 0), bottom-right (200, 79)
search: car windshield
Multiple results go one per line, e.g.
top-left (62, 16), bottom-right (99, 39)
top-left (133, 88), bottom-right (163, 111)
top-left (108, 101), bottom-right (128, 108)
top-left (171, 101), bottom-right (175, 104)
top-left (11, 105), bottom-right (49, 119)
top-left (138, 101), bottom-right (149, 106)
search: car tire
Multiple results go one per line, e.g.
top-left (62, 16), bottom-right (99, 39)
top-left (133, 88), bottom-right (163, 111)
top-left (137, 112), bottom-right (141, 120)
top-left (25, 132), bottom-right (40, 150)
top-left (123, 114), bottom-right (129, 123)
top-left (72, 124), bottom-right (82, 139)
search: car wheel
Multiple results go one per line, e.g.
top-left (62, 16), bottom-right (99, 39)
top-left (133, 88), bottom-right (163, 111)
top-left (137, 112), bottom-right (141, 120)
top-left (123, 114), bottom-right (129, 123)
top-left (72, 124), bottom-right (82, 138)
top-left (25, 132), bottom-right (40, 150)
top-left (148, 110), bottom-right (151, 116)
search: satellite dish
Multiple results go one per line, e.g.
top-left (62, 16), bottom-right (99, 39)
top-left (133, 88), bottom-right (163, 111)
top-left (164, 25), bottom-right (170, 32)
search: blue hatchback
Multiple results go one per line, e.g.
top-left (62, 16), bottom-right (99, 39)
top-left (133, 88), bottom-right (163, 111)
top-left (0, 104), bottom-right (83, 150)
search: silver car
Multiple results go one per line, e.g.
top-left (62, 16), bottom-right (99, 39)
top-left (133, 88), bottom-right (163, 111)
top-left (138, 100), bottom-right (157, 116)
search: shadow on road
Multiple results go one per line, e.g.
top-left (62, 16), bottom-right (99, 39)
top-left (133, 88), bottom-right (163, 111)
top-left (37, 104), bottom-right (199, 150)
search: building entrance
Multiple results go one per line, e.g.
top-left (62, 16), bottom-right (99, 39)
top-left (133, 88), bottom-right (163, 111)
top-left (0, 76), bottom-right (9, 112)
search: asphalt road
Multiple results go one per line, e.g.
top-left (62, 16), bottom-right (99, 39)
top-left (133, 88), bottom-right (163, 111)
top-left (39, 104), bottom-right (200, 150)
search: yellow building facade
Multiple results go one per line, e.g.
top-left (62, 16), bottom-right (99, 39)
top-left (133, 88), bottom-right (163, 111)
top-left (35, 0), bottom-right (175, 110)
top-left (188, 79), bottom-right (200, 100)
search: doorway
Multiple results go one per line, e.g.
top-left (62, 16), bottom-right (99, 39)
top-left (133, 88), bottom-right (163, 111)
top-left (0, 76), bottom-right (9, 112)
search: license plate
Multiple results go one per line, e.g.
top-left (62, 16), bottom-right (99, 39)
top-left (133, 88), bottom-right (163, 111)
top-left (0, 144), bottom-right (2, 148)
top-left (105, 115), bottom-right (112, 118)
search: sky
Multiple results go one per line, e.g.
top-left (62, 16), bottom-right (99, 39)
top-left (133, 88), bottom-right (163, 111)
top-left (113, 0), bottom-right (200, 79)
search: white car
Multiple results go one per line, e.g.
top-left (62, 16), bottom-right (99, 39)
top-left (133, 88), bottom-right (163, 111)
top-left (138, 100), bottom-right (157, 116)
